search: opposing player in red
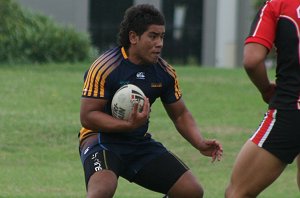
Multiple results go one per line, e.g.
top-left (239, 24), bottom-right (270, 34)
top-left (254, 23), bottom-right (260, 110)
top-left (226, 0), bottom-right (300, 197)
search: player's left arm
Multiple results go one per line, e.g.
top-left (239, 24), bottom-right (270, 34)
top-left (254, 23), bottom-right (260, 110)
top-left (163, 99), bottom-right (223, 162)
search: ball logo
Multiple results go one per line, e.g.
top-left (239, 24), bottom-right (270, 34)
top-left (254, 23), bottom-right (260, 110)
top-left (111, 84), bottom-right (145, 120)
top-left (131, 90), bottom-right (144, 112)
top-left (112, 103), bottom-right (126, 119)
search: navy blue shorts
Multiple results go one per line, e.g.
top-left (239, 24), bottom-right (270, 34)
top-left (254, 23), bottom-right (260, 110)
top-left (79, 133), bottom-right (189, 194)
top-left (251, 109), bottom-right (300, 164)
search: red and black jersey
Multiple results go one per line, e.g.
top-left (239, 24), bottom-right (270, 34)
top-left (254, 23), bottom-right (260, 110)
top-left (246, 0), bottom-right (300, 110)
top-left (79, 46), bottom-right (181, 143)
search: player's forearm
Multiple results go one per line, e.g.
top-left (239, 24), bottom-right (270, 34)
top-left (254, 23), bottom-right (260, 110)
top-left (174, 111), bottom-right (205, 150)
top-left (243, 43), bottom-right (271, 94)
top-left (80, 111), bottom-right (133, 132)
top-left (245, 62), bottom-right (271, 94)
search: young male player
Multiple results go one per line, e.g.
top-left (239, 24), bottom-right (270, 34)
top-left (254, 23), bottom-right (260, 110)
top-left (79, 4), bottom-right (223, 198)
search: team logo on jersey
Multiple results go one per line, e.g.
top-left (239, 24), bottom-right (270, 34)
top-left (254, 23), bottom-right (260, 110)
top-left (119, 81), bottom-right (130, 86)
top-left (151, 83), bottom-right (162, 88)
top-left (136, 72), bottom-right (145, 79)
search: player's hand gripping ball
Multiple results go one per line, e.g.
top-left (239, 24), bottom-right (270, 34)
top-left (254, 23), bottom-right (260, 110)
top-left (111, 84), bottom-right (145, 120)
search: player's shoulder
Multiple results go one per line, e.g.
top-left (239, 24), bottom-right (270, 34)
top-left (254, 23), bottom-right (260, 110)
top-left (156, 57), bottom-right (177, 77)
top-left (91, 46), bottom-right (123, 68)
top-left (84, 47), bottom-right (124, 80)
top-left (266, 0), bottom-right (290, 8)
top-left (266, 0), bottom-right (299, 17)
top-left (265, 0), bottom-right (284, 4)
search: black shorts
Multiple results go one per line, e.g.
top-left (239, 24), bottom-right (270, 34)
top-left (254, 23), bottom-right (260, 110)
top-left (251, 109), bottom-right (300, 164)
top-left (79, 134), bottom-right (189, 194)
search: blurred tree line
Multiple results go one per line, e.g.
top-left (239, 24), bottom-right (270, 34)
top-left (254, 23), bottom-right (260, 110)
top-left (0, 0), bottom-right (268, 64)
top-left (0, 0), bottom-right (93, 64)
top-left (253, 0), bottom-right (265, 10)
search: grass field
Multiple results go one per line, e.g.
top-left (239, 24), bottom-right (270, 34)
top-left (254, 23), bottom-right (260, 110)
top-left (0, 63), bottom-right (298, 198)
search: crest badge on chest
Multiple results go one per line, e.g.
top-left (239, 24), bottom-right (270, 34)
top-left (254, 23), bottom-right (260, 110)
top-left (136, 72), bottom-right (145, 80)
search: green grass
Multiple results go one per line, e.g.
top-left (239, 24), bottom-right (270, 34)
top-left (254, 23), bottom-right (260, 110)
top-left (0, 63), bottom-right (298, 197)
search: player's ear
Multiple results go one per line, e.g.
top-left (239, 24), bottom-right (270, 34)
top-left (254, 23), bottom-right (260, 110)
top-left (129, 31), bottom-right (138, 45)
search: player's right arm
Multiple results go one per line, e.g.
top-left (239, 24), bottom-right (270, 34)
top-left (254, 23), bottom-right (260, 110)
top-left (243, 1), bottom-right (278, 104)
top-left (243, 43), bottom-right (276, 104)
top-left (80, 97), bottom-right (149, 132)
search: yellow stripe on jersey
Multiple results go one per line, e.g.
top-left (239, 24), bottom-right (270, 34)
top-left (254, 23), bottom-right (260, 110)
top-left (82, 48), bottom-right (122, 98)
top-left (79, 127), bottom-right (92, 139)
top-left (121, 47), bottom-right (128, 59)
top-left (99, 63), bottom-right (119, 97)
top-left (83, 57), bottom-right (106, 97)
top-left (83, 51), bottom-right (112, 94)
top-left (158, 58), bottom-right (182, 99)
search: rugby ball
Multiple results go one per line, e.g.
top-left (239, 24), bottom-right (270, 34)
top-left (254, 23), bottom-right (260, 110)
top-left (111, 84), bottom-right (145, 120)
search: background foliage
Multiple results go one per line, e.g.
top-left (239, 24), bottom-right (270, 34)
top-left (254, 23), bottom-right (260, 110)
top-left (253, 0), bottom-right (265, 10)
top-left (0, 0), bottom-right (93, 63)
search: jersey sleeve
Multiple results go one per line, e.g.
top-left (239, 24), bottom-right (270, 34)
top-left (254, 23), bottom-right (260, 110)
top-left (245, 1), bottom-right (280, 50)
top-left (81, 47), bottom-right (121, 99)
top-left (159, 61), bottom-right (182, 104)
top-left (81, 65), bottom-right (111, 99)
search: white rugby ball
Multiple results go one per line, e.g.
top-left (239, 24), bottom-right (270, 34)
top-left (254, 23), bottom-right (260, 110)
top-left (111, 84), bottom-right (145, 120)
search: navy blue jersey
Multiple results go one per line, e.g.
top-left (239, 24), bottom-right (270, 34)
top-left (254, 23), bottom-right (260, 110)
top-left (79, 47), bottom-right (182, 143)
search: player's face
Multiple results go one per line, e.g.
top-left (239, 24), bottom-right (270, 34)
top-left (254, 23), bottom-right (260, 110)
top-left (132, 25), bottom-right (165, 65)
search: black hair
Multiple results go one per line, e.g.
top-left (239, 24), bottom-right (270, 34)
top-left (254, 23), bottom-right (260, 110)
top-left (118, 4), bottom-right (165, 49)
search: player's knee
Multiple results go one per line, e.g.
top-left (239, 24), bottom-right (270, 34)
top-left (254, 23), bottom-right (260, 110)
top-left (167, 171), bottom-right (204, 197)
top-left (87, 186), bottom-right (116, 198)
top-left (168, 181), bottom-right (204, 198)
top-left (225, 183), bottom-right (245, 198)
top-left (225, 184), bottom-right (233, 198)
top-left (225, 184), bottom-right (257, 198)
top-left (87, 172), bottom-right (118, 198)
top-left (188, 183), bottom-right (204, 198)
top-left (183, 182), bottom-right (204, 197)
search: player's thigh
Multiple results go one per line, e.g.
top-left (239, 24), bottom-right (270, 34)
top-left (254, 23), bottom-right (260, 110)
top-left (228, 140), bottom-right (286, 196)
top-left (168, 170), bottom-right (203, 198)
top-left (81, 146), bottom-right (122, 197)
top-left (297, 154), bottom-right (300, 189)
top-left (87, 170), bottom-right (118, 198)
top-left (132, 151), bottom-right (192, 194)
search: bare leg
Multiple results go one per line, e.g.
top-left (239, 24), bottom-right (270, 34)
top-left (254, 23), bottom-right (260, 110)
top-left (297, 154), bottom-right (300, 191)
top-left (87, 170), bottom-right (118, 198)
top-left (168, 170), bottom-right (203, 198)
top-left (225, 140), bottom-right (287, 198)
